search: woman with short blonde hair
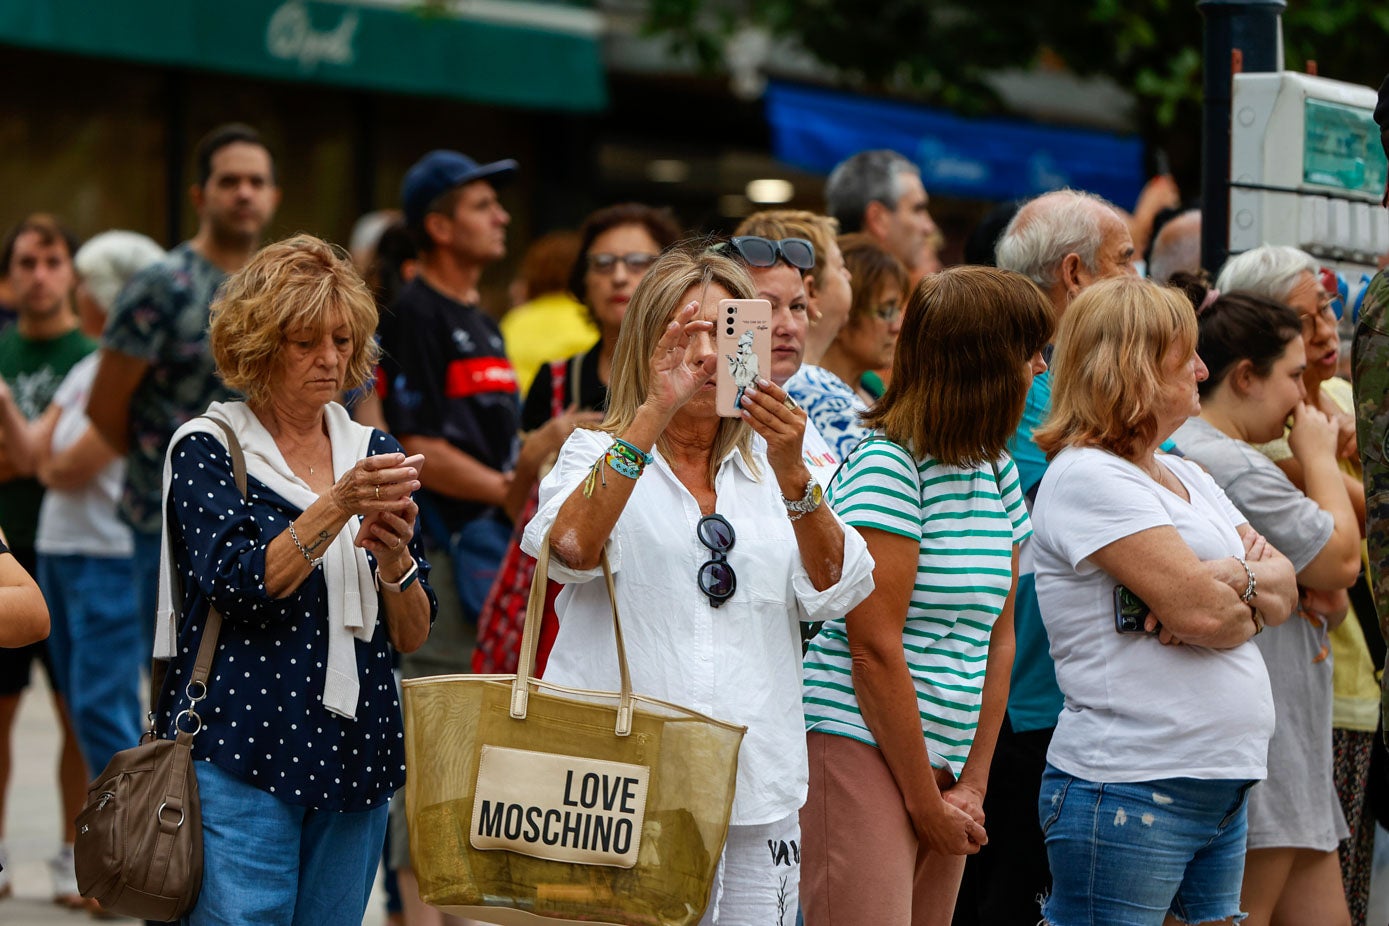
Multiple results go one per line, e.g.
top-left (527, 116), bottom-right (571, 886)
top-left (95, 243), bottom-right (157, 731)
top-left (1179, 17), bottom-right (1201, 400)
top-left (1030, 276), bottom-right (1298, 926)
top-left (157, 234), bottom-right (435, 924)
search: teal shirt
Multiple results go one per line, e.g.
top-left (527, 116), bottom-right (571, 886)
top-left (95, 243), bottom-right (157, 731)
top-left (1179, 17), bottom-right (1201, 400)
top-left (1005, 371), bottom-right (1065, 732)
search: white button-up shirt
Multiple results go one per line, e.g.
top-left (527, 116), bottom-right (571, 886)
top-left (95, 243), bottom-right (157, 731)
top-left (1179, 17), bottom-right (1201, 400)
top-left (522, 427), bottom-right (875, 825)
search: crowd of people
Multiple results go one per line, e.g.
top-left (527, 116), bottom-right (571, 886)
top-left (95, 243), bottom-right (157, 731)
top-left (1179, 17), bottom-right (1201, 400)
top-left (0, 103), bottom-right (1384, 926)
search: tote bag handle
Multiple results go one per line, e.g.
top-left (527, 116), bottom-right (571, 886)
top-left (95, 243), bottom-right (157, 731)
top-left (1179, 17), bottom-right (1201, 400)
top-left (510, 533), bottom-right (636, 736)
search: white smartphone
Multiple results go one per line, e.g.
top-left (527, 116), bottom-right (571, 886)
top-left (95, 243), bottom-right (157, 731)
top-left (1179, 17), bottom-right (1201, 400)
top-left (715, 298), bottom-right (773, 418)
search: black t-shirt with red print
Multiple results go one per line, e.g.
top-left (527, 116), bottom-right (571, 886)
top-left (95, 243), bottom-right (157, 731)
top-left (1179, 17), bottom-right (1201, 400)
top-left (379, 277), bottom-right (520, 531)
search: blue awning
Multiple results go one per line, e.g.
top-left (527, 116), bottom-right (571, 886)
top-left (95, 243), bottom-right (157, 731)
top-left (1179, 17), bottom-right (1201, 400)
top-left (765, 81), bottom-right (1145, 205)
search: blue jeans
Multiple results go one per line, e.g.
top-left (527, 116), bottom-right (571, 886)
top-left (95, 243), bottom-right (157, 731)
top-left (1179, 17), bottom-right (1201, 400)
top-left (185, 761), bottom-right (389, 926)
top-left (448, 515), bottom-right (512, 620)
top-left (38, 552), bottom-right (144, 772)
top-left (1038, 764), bottom-right (1254, 926)
top-left (133, 528), bottom-right (162, 669)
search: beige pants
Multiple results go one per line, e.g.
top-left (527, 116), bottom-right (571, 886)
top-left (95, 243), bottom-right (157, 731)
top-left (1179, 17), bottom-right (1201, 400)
top-left (800, 732), bottom-right (965, 926)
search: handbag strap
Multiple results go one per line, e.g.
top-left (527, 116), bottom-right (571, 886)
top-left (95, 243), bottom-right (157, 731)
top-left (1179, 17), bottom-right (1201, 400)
top-left (149, 415), bottom-right (248, 720)
top-left (190, 415), bottom-right (247, 686)
top-left (511, 532), bottom-right (635, 736)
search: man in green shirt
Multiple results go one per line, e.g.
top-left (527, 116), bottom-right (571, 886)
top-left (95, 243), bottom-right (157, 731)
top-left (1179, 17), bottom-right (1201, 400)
top-left (0, 213), bottom-right (95, 904)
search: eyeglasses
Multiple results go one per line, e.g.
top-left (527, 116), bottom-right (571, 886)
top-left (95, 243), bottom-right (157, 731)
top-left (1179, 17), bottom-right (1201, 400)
top-left (870, 301), bottom-right (903, 324)
top-left (587, 252), bottom-right (659, 275)
top-left (1299, 291), bottom-right (1339, 332)
top-left (696, 513), bottom-right (737, 608)
top-left (719, 236), bottom-right (816, 272)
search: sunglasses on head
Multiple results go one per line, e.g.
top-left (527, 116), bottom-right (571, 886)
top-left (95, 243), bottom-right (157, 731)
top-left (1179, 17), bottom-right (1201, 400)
top-left (696, 513), bottom-right (736, 608)
top-left (718, 236), bottom-right (816, 273)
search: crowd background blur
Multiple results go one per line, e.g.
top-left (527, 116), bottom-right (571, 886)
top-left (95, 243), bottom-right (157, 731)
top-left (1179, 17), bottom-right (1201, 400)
top-left (3, 5), bottom-right (1389, 925)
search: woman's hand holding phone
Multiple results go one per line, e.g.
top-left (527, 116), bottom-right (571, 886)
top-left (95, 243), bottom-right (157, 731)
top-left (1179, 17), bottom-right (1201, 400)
top-left (355, 453), bottom-right (424, 554)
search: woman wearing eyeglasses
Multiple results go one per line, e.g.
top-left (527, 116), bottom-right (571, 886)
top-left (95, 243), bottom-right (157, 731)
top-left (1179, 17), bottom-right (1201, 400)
top-left (473, 204), bottom-right (682, 678)
top-left (793, 235), bottom-right (908, 460)
top-left (522, 246), bottom-right (874, 924)
top-left (799, 266), bottom-right (1050, 926)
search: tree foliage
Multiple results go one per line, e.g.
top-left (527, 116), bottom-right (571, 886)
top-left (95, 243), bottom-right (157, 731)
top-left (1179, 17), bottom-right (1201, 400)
top-left (644, 0), bottom-right (1388, 162)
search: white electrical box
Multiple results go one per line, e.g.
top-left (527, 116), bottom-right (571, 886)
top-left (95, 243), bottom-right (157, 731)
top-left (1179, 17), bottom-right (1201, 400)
top-left (1230, 71), bottom-right (1387, 279)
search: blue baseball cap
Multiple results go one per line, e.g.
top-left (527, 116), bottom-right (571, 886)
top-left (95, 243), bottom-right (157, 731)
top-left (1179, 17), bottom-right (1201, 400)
top-left (401, 150), bottom-right (518, 228)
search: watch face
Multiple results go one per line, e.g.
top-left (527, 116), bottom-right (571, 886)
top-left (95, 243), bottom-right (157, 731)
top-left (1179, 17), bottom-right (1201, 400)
top-left (809, 481), bottom-right (824, 507)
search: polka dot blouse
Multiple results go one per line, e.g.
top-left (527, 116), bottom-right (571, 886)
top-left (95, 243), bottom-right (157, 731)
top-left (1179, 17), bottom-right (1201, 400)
top-left (155, 429), bottom-right (437, 812)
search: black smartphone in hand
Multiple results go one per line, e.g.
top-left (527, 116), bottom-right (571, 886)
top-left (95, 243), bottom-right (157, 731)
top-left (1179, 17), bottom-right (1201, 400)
top-left (1114, 585), bottom-right (1158, 634)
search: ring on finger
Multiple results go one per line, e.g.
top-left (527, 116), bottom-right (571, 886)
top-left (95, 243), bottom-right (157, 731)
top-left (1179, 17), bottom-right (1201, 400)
top-left (374, 485), bottom-right (380, 500)
top-left (783, 395), bottom-right (799, 412)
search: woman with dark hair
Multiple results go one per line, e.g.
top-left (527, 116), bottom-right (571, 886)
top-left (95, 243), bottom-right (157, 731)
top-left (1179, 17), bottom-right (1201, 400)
top-left (1030, 277), bottom-right (1298, 926)
top-left (473, 203), bottom-right (682, 676)
top-left (1173, 289), bottom-right (1359, 926)
top-left (800, 266), bottom-right (1052, 926)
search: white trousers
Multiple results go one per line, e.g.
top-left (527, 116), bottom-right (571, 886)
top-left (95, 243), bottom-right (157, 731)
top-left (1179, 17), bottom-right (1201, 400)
top-left (698, 811), bottom-right (801, 926)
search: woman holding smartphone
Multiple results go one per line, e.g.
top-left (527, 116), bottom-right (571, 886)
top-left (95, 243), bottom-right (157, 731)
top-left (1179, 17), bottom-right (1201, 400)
top-left (154, 236), bottom-right (436, 924)
top-left (1030, 276), bottom-right (1297, 926)
top-left (524, 245), bottom-right (874, 923)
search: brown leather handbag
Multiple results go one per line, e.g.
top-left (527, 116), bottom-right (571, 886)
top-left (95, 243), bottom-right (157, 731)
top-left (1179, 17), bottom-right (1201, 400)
top-left (74, 416), bottom-right (244, 921)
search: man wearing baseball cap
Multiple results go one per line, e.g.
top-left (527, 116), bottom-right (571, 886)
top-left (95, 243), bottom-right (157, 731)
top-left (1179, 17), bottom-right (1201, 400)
top-left (379, 150), bottom-right (521, 631)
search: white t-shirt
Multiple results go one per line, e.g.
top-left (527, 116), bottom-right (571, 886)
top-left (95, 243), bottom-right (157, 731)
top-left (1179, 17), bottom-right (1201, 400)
top-left (1032, 446), bottom-right (1274, 782)
top-left (522, 427), bottom-right (876, 826)
top-left (35, 354), bottom-right (133, 557)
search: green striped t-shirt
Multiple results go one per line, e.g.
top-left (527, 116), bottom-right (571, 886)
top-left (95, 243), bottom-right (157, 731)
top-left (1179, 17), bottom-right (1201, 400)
top-left (802, 437), bottom-right (1031, 776)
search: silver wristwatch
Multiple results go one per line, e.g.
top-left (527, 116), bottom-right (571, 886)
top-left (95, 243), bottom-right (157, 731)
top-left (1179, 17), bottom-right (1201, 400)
top-left (782, 478), bottom-right (824, 521)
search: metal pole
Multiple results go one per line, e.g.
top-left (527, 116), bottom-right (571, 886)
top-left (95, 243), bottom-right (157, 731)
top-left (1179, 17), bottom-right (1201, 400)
top-left (1197, 0), bottom-right (1285, 276)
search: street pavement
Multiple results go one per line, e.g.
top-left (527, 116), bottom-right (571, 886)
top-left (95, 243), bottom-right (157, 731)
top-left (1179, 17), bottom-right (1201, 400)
top-left (3, 672), bottom-right (390, 925)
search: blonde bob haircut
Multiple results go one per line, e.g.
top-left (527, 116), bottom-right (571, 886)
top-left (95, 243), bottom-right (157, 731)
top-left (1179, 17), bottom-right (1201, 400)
top-left (1034, 276), bottom-right (1197, 461)
top-left (863, 265), bottom-right (1053, 467)
top-left (209, 234), bottom-right (380, 408)
top-left (601, 244), bottom-right (759, 482)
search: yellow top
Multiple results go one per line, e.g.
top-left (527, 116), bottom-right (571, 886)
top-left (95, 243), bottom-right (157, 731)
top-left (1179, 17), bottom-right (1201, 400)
top-left (500, 293), bottom-right (598, 397)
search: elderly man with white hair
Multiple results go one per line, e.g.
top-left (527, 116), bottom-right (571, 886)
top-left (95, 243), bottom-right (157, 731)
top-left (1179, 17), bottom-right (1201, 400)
top-left (954, 188), bottom-right (1138, 926)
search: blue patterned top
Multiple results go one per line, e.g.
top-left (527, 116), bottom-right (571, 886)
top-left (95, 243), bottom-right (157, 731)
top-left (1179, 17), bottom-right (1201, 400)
top-left (786, 364), bottom-right (871, 462)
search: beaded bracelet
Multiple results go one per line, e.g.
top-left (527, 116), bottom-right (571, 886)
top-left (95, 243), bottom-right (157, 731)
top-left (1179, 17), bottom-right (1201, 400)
top-left (610, 438), bottom-right (654, 467)
top-left (288, 523), bottom-right (324, 567)
top-left (582, 439), bottom-right (655, 497)
top-left (605, 449), bottom-right (644, 479)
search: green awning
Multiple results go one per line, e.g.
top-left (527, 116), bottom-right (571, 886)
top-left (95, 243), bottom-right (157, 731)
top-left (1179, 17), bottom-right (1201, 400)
top-left (0, 0), bottom-right (607, 111)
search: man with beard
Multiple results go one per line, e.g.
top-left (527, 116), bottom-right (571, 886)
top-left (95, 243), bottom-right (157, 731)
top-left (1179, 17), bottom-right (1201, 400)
top-left (0, 214), bottom-right (93, 905)
top-left (87, 123), bottom-right (281, 661)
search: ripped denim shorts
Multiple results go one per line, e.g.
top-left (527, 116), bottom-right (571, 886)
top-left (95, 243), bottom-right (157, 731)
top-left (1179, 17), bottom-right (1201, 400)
top-left (1038, 763), bottom-right (1255, 926)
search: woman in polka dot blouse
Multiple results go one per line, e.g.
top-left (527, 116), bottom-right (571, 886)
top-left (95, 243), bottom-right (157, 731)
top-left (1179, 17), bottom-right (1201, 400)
top-left (151, 235), bottom-right (436, 925)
